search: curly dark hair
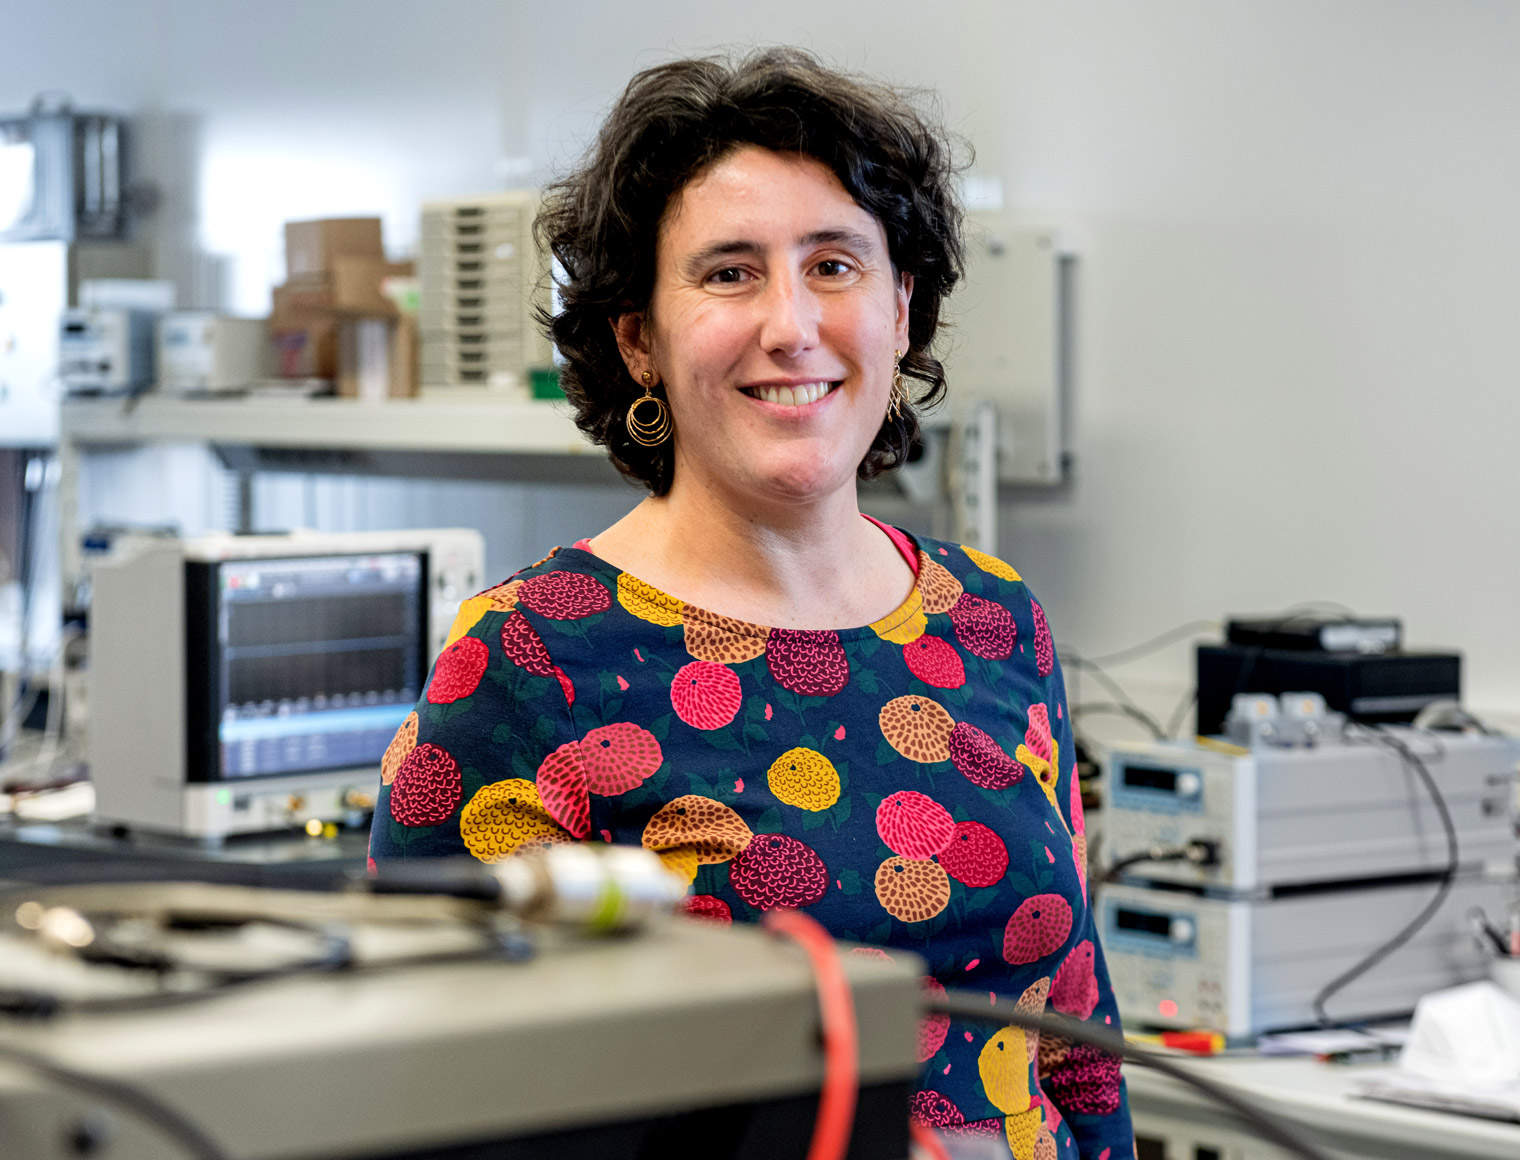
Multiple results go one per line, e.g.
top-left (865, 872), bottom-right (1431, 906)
top-left (535, 47), bottom-right (967, 495)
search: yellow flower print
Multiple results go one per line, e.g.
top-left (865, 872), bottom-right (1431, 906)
top-left (617, 573), bottom-right (684, 627)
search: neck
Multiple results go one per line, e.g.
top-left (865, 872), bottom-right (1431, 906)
top-left (588, 467), bottom-right (911, 630)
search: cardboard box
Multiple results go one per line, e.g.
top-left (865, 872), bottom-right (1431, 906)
top-left (271, 315), bottom-right (336, 380)
top-left (332, 257), bottom-right (414, 315)
top-left (284, 218), bottom-right (383, 282)
top-left (271, 280), bottom-right (334, 320)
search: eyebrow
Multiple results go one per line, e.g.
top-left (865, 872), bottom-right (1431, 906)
top-left (680, 228), bottom-right (879, 278)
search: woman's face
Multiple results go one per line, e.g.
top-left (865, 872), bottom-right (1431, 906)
top-left (621, 145), bottom-right (913, 511)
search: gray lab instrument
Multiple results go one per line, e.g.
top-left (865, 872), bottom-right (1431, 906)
top-left (0, 909), bottom-right (920, 1159)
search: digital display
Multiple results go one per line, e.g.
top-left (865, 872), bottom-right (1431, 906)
top-left (1121, 763), bottom-right (1178, 793)
top-left (212, 553), bottom-right (424, 780)
top-left (1115, 908), bottom-right (1174, 938)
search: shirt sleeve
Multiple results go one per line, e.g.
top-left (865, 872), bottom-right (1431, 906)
top-left (368, 590), bottom-right (584, 866)
top-left (1038, 646), bottom-right (1136, 1157)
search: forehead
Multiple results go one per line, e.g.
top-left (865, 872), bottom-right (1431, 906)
top-left (659, 145), bottom-right (886, 252)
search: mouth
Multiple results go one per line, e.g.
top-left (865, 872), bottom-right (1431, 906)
top-left (739, 381), bottom-right (841, 407)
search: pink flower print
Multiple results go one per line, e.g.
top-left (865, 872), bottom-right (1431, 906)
top-left (1024, 703), bottom-right (1053, 763)
top-left (616, 675), bottom-right (629, 691)
top-left (834, 724), bottom-right (846, 740)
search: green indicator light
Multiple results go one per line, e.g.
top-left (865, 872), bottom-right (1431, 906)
top-left (217, 789), bottom-right (232, 805)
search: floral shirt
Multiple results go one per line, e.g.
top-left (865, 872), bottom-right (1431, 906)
top-left (369, 530), bottom-right (1133, 1159)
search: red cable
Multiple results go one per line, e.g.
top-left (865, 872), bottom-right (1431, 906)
top-left (909, 1121), bottom-right (954, 1160)
top-left (763, 908), bottom-right (859, 1160)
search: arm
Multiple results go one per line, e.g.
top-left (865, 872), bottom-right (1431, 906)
top-left (1039, 646), bottom-right (1135, 1157)
top-left (369, 589), bottom-right (583, 866)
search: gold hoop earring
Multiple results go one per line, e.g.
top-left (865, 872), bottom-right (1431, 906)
top-left (626, 370), bottom-right (672, 447)
top-left (887, 350), bottom-right (908, 420)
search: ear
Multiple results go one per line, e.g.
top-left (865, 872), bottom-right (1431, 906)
top-left (893, 272), bottom-right (914, 353)
top-left (610, 312), bottom-right (652, 383)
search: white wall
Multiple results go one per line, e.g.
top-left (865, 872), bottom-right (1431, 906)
top-left (8, 0), bottom-right (1520, 720)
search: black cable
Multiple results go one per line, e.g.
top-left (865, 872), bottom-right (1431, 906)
top-left (0, 1040), bottom-right (227, 1160)
top-left (1060, 656), bottom-right (1166, 740)
top-left (1070, 701), bottom-right (1169, 738)
top-left (1099, 840), bottom-right (1219, 885)
top-left (929, 991), bottom-right (1334, 1160)
top-left (1164, 685), bottom-right (1196, 740)
top-left (1070, 619), bottom-right (1221, 668)
top-left (1310, 725), bottom-right (1458, 1027)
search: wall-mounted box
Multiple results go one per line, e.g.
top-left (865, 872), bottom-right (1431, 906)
top-left (939, 219), bottom-right (1075, 486)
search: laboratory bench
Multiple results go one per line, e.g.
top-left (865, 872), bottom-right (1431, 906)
top-left (0, 815), bottom-right (370, 888)
top-left (1128, 1049), bottom-right (1520, 1160)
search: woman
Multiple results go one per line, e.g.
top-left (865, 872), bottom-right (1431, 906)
top-left (372, 49), bottom-right (1133, 1159)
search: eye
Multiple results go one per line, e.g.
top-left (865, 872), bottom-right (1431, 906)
top-left (815, 258), bottom-right (851, 277)
top-left (708, 266), bottom-right (747, 284)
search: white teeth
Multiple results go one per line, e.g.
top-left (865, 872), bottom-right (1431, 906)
top-left (753, 382), bottom-right (832, 406)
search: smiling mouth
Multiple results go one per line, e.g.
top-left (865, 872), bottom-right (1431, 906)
top-left (740, 381), bottom-right (840, 407)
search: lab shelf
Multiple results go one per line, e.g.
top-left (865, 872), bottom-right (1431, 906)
top-left (58, 395), bottom-right (594, 455)
top-left (55, 395), bottom-right (608, 603)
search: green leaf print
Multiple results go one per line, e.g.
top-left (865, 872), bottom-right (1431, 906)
top-left (435, 699), bottom-right (474, 725)
top-left (702, 729), bottom-right (743, 752)
top-left (752, 807), bottom-right (786, 834)
top-left (744, 723), bottom-right (768, 742)
top-left (838, 868), bottom-right (863, 895)
top-left (866, 920), bottom-right (895, 946)
top-left (801, 808), bottom-right (829, 831)
top-left (647, 713), bottom-right (673, 742)
top-left (853, 669), bottom-right (882, 695)
top-left (875, 737), bottom-right (898, 765)
top-left (1007, 870), bottom-right (1037, 895)
top-left (963, 888), bottom-right (1000, 912)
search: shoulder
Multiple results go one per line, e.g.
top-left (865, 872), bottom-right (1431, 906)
top-left (908, 533), bottom-right (1030, 598)
top-left (909, 533), bottom-right (1056, 676)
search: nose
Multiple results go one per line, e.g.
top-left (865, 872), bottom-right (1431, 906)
top-left (757, 268), bottom-right (819, 359)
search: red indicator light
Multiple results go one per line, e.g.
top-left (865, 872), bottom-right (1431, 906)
top-left (1158, 999), bottom-right (1179, 1018)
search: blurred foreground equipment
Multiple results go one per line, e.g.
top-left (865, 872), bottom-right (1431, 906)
top-left (0, 845), bottom-right (920, 1159)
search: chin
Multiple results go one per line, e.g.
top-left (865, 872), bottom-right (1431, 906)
top-left (746, 451), bottom-right (857, 505)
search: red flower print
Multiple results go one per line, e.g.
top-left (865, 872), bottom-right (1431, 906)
top-left (902, 634), bottom-right (966, 688)
top-left (876, 790), bottom-right (956, 859)
top-left (765, 628), bottom-right (849, 696)
top-left (729, 834), bottom-right (828, 909)
top-left (426, 635), bottom-right (488, 704)
top-left (948, 593), bottom-right (1015, 660)
top-left (517, 571), bottom-right (611, 619)
top-left (669, 660), bottom-right (743, 730)
top-left (500, 612), bottom-right (555, 677)
top-left (936, 820), bottom-right (1009, 888)
top-left (579, 722), bottom-right (663, 794)
top-left (389, 743), bottom-right (462, 827)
